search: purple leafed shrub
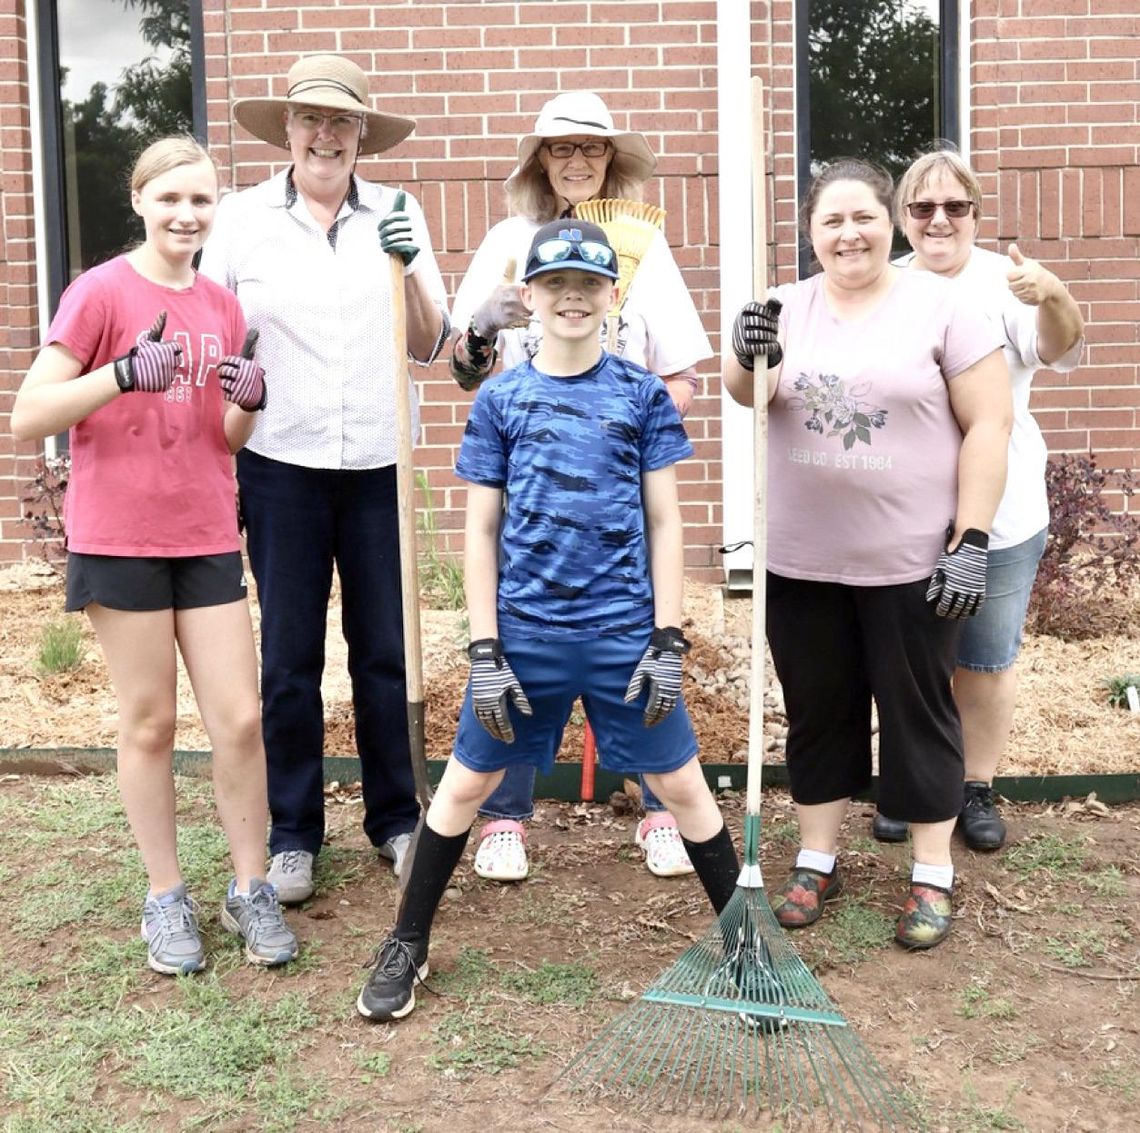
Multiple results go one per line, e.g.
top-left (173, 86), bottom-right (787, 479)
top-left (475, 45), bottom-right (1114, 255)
top-left (21, 454), bottom-right (70, 570)
top-left (1026, 453), bottom-right (1140, 640)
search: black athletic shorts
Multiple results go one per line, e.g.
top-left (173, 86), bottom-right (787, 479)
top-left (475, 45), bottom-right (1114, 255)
top-left (65, 551), bottom-right (247, 613)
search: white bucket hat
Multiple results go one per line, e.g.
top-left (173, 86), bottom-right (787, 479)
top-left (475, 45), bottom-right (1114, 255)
top-left (233, 54), bottom-right (415, 155)
top-left (506, 91), bottom-right (657, 189)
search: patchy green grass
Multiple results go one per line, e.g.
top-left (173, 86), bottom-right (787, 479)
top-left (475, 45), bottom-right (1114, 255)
top-left (428, 1008), bottom-right (546, 1077)
top-left (813, 895), bottom-right (895, 964)
top-left (1003, 833), bottom-right (1088, 882)
top-left (1043, 928), bottom-right (1109, 968)
top-left (957, 977), bottom-right (1017, 1021)
top-left (36, 618), bottom-right (85, 675)
top-left (501, 959), bottom-right (598, 1007)
top-left (949, 1083), bottom-right (1027, 1131)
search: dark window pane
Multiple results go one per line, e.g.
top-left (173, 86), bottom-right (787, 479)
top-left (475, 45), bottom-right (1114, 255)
top-left (807, 0), bottom-right (942, 181)
top-left (57, 0), bottom-right (192, 277)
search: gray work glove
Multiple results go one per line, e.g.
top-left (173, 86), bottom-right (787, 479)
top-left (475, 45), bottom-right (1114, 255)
top-left (926, 527), bottom-right (989, 618)
top-left (731, 299), bottom-right (783, 371)
top-left (624, 626), bottom-right (690, 727)
top-left (113, 310), bottom-right (183, 393)
top-left (468, 638), bottom-right (533, 743)
top-left (378, 190), bottom-right (419, 267)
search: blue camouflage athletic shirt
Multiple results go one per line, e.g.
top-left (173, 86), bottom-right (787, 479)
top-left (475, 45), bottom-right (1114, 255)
top-left (455, 353), bottom-right (693, 640)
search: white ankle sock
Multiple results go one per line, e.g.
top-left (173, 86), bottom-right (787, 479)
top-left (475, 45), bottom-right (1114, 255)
top-left (912, 862), bottom-right (954, 890)
top-left (796, 848), bottom-right (837, 875)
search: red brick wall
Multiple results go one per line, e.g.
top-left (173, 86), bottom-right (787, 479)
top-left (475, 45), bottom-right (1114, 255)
top-left (204, 0), bottom-right (732, 575)
top-left (0, 0), bottom-right (40, 557)
top-left (2, 0), bottom-right (1137, 568)
top-left (972, 0), bottom-right (1139, 512)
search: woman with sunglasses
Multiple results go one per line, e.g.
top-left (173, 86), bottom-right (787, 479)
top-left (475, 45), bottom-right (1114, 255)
top-left (725, 159), bottom-right (1013, 949)
top-left (199, 55), bottom-right (451, 906)
top-left (448, 91), bottom-right (713, 884)
top-left (867, 149), bottom-right (1084, 852)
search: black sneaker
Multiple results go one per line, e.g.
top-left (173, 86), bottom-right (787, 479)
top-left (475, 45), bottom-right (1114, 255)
top-left (871, 812), bottom-right (909, 843)
top-left (356, 934), bottom-right (428, 1022)
top-left (959, 781), bottom-right (1006, 851)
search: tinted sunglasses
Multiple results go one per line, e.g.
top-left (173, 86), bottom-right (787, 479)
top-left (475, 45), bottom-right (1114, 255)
top-left (542, 140), bottom-right (612, 159)
top-left (905, 199), bottom-right (976, 220)
top-left (532, 237), bottom-right (616, 270)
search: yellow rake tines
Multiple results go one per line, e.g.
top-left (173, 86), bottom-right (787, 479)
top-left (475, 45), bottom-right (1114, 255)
top-left (572, 198), bottom-right (666, 323)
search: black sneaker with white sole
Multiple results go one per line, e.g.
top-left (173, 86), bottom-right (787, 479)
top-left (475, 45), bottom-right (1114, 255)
top-left (356, 934), bottom-right (428, 1022)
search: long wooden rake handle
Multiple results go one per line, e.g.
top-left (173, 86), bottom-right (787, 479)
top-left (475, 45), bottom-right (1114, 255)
top-left (389, 254), bottom-right (432, 818)
top-left (746, 76), bottom-right (769, 823)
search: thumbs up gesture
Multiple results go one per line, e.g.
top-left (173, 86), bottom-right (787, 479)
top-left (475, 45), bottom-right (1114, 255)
top-left (1006, 242), bottom-right (1061, 307)
top-left (218, 327), bottom-right (267, 411)
top-left (113, 310), bottom-right (183, 393)
top-left (470, 255), bottom-right (531, 339)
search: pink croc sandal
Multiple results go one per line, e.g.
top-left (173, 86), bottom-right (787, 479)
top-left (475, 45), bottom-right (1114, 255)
top-left (635, 813), bottom-right (695, 878)
top-left (474, 819), bottom-right (529, 882)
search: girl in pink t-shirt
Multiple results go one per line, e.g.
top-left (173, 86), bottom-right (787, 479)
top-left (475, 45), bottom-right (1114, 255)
top-left (11, 137), bottom-right (296, 975)
top-left (724, 159), bottom-right (1011, 952)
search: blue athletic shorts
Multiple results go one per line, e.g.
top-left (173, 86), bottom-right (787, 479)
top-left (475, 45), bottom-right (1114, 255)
top-left (452, 630), bottom-right (699, 777)
top-left (956, 527), bottom-right (1047, 673)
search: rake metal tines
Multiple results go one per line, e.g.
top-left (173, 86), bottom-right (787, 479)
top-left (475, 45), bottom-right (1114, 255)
top-left (562, 887), bottom-right (914, 1129)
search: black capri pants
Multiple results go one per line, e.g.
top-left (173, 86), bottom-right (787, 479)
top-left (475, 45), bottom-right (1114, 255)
top-left (766, 572), bottom-right (964, 825)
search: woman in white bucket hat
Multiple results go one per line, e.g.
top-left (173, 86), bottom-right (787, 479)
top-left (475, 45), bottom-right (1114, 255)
top-left (449, 91), bottom-right (713, 885)
top-left (199, 55), bottom-right (451, 906)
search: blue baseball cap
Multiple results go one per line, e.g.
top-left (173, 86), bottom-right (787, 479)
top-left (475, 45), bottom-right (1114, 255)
top-left (522, 220), bottom-right (619, 282)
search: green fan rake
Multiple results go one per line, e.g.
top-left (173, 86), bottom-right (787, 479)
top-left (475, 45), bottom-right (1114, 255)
top-left (560, 78), bottom-right (914, 1129)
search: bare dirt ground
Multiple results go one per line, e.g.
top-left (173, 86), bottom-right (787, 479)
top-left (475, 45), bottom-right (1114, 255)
top-left (1, 563), bottom-right (1139, 1131)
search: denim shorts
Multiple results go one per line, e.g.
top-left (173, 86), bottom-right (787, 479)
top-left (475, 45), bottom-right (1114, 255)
top-left (65, 551), bottom-right (247, 612)
top-left (956, 527), bottom-right (1047, 673)
top-left (452, 630), bottom-right (699, 777)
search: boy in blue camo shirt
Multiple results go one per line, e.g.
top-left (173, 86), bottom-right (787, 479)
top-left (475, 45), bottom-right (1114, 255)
top-left (357, 220), bottom-right (738, 1022)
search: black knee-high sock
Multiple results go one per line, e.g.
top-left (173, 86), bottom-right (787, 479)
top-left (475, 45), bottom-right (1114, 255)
top-left (393, 825), bottom-right (470, 948)
top-left (682, 823), bottom-right (740, 915)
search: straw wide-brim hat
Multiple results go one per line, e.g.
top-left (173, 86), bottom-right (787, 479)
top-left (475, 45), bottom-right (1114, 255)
top-left (233, 54), bottom-right (415, 155)
top-left (507, 91), bottom-right (657, 189)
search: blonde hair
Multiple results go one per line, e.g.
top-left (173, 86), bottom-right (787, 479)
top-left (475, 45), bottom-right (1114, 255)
top-left (506, 156), bottom-right (645, 224)
top-left (130, 136), bottom-right (215, 194)
top-left (895, 148), bottom-right (983, 227)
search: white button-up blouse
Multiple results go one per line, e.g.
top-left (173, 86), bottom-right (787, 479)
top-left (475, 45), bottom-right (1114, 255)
top-left (198, 170), bottom-right (450, 471)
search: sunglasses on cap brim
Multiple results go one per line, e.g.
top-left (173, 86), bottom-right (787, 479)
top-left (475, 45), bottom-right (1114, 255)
top-left (532, 238), bottom-right (616, 270)
top-left (905, 199), bottom-right (976, 220)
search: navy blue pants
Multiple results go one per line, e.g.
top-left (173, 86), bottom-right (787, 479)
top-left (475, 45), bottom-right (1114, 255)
top-left (237, 450), bottom-right (420, 856)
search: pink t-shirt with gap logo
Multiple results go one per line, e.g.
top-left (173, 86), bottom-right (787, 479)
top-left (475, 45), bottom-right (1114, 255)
top-left (766, 269), bottom-right (1004, 586)
top-left (48, 256), bottom-right (248, 557)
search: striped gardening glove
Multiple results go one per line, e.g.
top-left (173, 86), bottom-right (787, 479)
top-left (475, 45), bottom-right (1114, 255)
top-left (468, 638), bottom-right (533, 743)
top-left (624, 626), bottom-right (691, 727)
top-left (730, 298), bottom-right (783, 371)
top-left (113, 310), bottom-right (182, 393)
top-left (926, 528), bottom-right (989, 618)
top-left (218, 329), bottom-right (267, 411)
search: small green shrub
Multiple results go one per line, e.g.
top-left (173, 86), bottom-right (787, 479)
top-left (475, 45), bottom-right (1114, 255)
top-left (37, 618), bottom-right (85, 675)
top-left (1101, 673), bottom-right (1140, 710)
top-left (416, 472), bottom-right (465, 610)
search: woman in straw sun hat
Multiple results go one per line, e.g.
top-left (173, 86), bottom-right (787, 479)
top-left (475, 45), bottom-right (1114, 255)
top-left (199, 54), bottom-right (451, 906)
top-left (449, 90), bottom-right (713, 886)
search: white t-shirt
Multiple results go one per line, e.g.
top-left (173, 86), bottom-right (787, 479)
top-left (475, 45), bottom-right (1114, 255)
top-left (897, 246), bottom-right (1084, 549)
top-left (451, 215), bottom-right (712, 376)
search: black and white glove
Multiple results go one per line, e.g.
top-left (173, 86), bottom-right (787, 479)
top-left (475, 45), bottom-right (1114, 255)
top-left (624, 626), bottom-right (691, 727)
top-left (926, 528), bottom-right (990, 619)
top-left (217, 329), bottom-right (267, 411)
top-left (730, 299), bottom-right (783, 371)
top-left (113, 310), bottom-right (182, 393)
top-left (468, 638), bottom-right (533, 743)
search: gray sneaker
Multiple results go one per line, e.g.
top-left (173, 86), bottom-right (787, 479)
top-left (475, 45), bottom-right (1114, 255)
top-left (267, 849), bottom-right (314, 905)
top-left (140, 883), bottom-right (206, 975)
top-left (378, 832), bottom-right (414, 878)
top-left (221, 879), bottom-right (299, 967)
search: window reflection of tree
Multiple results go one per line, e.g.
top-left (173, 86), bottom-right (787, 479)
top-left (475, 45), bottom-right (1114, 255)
top-left (804, 0), bottom-right (941, 262)
top-left (60, 0), bottom-right (191, 276)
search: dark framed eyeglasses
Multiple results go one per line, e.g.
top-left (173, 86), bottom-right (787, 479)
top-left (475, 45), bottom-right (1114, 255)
top-left (533, 237), bottom-right (616, 270)
top-left (542, 140), bottom-right (612, 160)
top-left (905, 199), bottom-right (976, 220)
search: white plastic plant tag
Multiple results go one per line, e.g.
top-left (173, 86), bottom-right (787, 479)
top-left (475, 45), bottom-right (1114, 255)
top-left (1125, 685), bottom-right (1139, 713)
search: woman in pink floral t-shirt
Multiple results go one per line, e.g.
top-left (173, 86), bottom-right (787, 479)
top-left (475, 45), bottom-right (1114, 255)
top-left (724, 159), bottom-right (1011, 950)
